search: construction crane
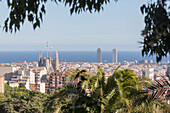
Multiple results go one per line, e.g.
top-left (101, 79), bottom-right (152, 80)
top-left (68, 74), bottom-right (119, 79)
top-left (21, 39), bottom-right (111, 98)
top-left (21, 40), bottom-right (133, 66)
top-left (33, 41), bottom-right (54, 58)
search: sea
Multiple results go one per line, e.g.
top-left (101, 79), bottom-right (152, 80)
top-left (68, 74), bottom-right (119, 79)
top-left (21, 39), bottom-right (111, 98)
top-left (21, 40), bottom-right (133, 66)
top-left (0, 51), bottom-right (169, 63)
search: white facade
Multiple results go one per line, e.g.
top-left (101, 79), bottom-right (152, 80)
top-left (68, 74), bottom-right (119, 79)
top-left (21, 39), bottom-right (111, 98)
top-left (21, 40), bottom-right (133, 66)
top-left (36, 81), bottom-right (45, 93)
top-left (25, 78), bottom-right (30, 90)
top-left (26, 71), bottom-right (35, 84)
top-left (40, 82), bottom-right (45, 93)
top-left (9, 82), bottom-right (19, 88)
top-left (32, 67), bottom-right (47, 82)
top-left (9, 75), bottom-right (30, 90)
top-left (143, 67), bottom-right (154, 80)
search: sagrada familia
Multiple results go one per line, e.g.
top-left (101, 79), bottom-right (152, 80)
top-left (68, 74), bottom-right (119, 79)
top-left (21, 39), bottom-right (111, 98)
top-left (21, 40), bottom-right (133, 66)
top-left (38, 51), bottom-right (59, 72)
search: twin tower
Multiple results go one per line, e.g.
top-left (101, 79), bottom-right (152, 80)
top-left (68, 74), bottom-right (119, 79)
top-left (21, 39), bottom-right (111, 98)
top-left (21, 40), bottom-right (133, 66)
top-left (97, 48), bottom-right (117, 63)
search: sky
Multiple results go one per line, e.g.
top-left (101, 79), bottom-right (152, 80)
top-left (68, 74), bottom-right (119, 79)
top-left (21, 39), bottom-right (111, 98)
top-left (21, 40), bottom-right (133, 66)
top-left (0, 0), bottom-right (148, 51)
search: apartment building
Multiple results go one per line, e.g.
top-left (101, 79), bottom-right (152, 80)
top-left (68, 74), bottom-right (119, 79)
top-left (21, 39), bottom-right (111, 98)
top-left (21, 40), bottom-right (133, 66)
top-left (30, 81), bottom-right (45, 93)
top-left (9, 75), bottom-right (30, 89)
top-left (47, 71), bottom-right (79, 94)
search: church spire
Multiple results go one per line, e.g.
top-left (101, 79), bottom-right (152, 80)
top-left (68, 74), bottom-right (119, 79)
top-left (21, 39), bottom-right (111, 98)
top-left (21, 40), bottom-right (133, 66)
top-left (38, 52), bottom-right (42, 62)
top-left (38, 51), bottom-right (42, 67)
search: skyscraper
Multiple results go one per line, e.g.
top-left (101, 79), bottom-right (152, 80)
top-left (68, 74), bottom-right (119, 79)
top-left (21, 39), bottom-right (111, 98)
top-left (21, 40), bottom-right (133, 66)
top-left (112, 49), bottom-right (117, 63)
top-left (97, 48), bottom-right (102, 63)
top-left (55, 51), bottom-right (59, 71)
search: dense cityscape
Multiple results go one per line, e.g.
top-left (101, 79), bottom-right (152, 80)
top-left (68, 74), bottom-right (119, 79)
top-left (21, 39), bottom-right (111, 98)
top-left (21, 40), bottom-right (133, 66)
top-left (0, 48), bottom-right (170, 106)
top-left (0, 0), bottom-right (169, 112)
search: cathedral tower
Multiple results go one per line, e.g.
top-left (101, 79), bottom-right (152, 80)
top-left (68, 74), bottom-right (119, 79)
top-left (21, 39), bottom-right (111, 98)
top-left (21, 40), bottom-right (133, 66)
top-left (38, 52), bottom-right (43, 67)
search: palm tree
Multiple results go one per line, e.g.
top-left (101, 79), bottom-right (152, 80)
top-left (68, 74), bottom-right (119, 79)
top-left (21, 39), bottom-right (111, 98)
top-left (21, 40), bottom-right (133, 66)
top-left (132, 77), bottom-right (170, 113)
top-left (88, 66), bottom-right (141, 113)
top-left (45, 66), bottom-right (169, 113)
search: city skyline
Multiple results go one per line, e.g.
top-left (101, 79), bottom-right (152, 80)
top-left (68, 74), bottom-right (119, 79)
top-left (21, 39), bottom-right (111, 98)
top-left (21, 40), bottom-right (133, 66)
top-left (0, 0), bottom-right (169, 112)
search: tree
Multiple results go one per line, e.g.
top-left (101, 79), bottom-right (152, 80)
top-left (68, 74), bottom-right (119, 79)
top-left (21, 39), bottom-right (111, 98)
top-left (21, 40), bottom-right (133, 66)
top-left (0, 84), bottom-right (49, 113)
top-left (2, 0), bottom-right (117, 33)
top-left (45, 67), bottom-right (169, 113)
top-left (19, 83), bottom-right (26, 88)
top-left (131, 77), bottom-right (170, 113)
top-left (47, 88), bottom-right (52, 95)
top-left (140, 0), bottom-right (170, 62)
top-left (3, 0), bottom-right (47, 33)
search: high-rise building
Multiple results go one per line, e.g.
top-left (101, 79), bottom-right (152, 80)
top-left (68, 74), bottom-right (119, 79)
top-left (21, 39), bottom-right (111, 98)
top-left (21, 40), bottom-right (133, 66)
top-left (46, 72), bottom-right (79, 94)
top-left (32, 67), bottom-right (47, 82)
top-left (55, 51), bottom-right (59, 71)
top-left (30, 81), bottom-right (45, 93)
top-left (112, 49), bottom-right (117, 63)
top-left (97, 48), bottom-right (102, 63)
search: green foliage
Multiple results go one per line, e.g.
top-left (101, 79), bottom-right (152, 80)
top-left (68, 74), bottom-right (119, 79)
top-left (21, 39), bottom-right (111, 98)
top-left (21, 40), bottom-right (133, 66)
top-left (3, 0), bottom-right (47, 33)
top-left (0, 69), bottom-right (169, 113)
top-left (19, 83), bottom-right (26, 88)
top-left (60, 0), bottom-right (118, 14)
top-left (44, 67), bottom-right (169, 113)
top-left (0, 84), bottom-right (49, 113)
top-left (2, 0), bottom-right (118, 33)
top-left (140, 0), bottom-right (170, 62)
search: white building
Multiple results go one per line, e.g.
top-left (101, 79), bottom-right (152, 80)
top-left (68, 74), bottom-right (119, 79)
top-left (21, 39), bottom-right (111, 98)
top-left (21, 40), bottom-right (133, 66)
top-left (30, 81), bottom-right (45, 93)
top-left (36, 82), bottom-right (45, 93)
top-left (142, 67), bottom-right (154, 80)
top-left (32, 67), bottom-right (47, 82)
top-left (9, 75), bottom-right (30, 90)
top-left (26, 71), bottom-right (35, 84)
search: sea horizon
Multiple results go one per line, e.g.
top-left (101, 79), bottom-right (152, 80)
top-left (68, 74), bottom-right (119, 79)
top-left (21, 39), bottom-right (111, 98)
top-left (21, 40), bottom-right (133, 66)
top-left (0, 51), bottom-right (169, 63)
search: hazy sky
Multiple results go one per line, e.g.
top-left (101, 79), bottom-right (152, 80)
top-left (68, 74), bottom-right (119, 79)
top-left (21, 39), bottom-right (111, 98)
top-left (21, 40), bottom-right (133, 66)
top-left (0, 0), bottom-right (147, 51)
